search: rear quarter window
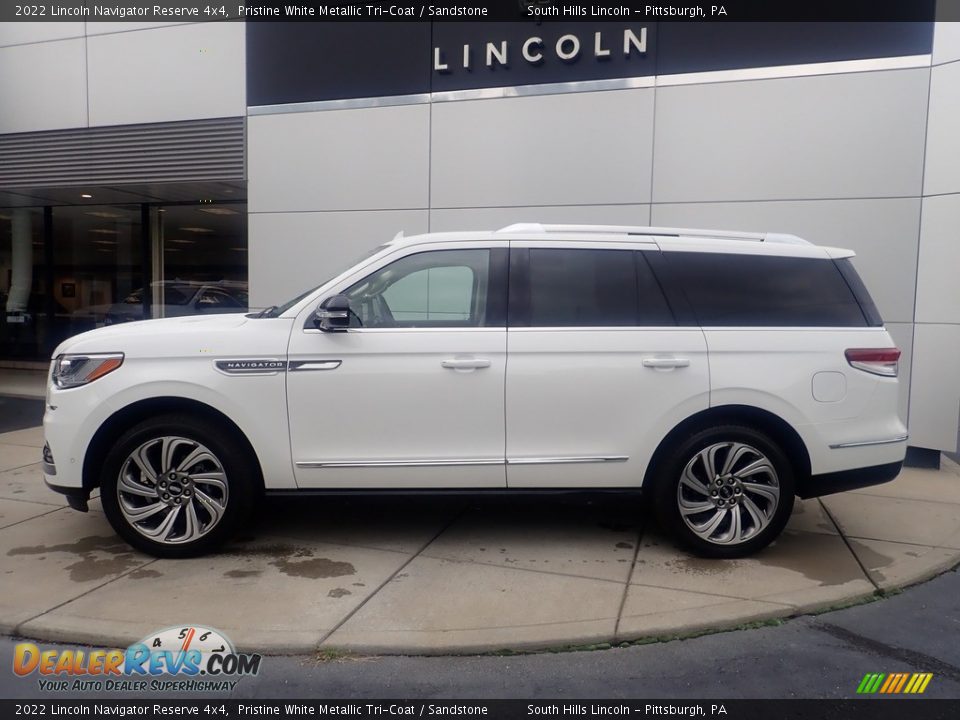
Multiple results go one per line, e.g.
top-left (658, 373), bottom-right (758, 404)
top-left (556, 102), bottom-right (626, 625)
top-left (662, 252), bottom-right (869, 327)
top-left (834, 257), bottom-right (883, 327)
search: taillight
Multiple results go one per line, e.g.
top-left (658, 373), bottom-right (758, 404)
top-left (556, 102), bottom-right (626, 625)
top-left (845, 348), bottom-right (900, 377)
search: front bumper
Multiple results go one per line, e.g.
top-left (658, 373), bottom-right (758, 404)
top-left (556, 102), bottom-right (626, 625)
top-left (42, 425), bottom-right (91, 512)
top-left (43, 476), bottom-right (91, 512)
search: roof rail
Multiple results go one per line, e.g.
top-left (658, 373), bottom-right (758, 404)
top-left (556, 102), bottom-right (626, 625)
top-left (495, 223), bottom-right (810, 245)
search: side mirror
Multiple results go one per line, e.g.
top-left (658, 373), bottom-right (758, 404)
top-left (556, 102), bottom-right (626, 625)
top-left (314, 295), bottom-right (352, 332)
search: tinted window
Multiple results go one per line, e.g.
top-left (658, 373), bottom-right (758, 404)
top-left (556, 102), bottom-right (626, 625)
top-left (664, 252), bottom-right (868, 327)
top-left (835, 258), bottom-right (883, 327)
top-left (344, 249), bottom-right (490, 328)
top-left (514, 248), bottom-right (673, 327)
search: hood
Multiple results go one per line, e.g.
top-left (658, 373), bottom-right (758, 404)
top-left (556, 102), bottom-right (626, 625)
top-left (51, 313), bottom-right (252, 359)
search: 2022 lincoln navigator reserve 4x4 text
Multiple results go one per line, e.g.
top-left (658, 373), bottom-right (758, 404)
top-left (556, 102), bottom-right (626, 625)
top-left (42, 223), bottom-right (908, 558)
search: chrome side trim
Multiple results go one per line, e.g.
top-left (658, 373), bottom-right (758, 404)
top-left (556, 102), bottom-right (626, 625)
top-left (288, 360), bottom-right (342, 372)
top-left (430, 77), bottom-right (654, 103)
top-left (248, 93), bottom-right (432, 115)
top-left (829, 434), bottom-right (909, 449)
top-left (296, 456), bottom-right (629, 469)
top-left (302, 327), bottom-right (504, 334)
top-left (507, 456), bottom-right (629, 465)
top-left (657, 54), bottom-right (931, 87)
top-left (296, 458), bottom-right (503, 468)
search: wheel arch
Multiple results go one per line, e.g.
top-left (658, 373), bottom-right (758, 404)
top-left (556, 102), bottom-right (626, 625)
top-left (642, 404), bottom-right (812, 491)
top-left (82, 396), bottom-right (265, 493)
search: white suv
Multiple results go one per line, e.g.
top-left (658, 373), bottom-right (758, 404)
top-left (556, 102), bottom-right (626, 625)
top-left (42, 224), bottom-right (908, 558)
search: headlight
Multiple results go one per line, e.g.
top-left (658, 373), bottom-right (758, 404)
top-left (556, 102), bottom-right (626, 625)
top-left (52, 353), bottom-right (124, 389)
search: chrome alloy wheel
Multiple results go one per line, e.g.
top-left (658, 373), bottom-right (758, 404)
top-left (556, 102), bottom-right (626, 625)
top-left (676, 442), bottom-right (780, 546)
top-left (117, 436), bottom-right (229, 545)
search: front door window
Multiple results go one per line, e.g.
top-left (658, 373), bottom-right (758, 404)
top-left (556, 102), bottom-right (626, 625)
top-left (342, 249), bottom-right (490, 328)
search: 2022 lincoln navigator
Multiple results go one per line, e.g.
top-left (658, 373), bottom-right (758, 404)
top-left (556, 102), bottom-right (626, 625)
top-left (42, 223), bottom-right (908, 558)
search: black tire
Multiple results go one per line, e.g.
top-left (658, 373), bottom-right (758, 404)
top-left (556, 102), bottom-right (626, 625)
top-left (652, 424), bottom-right (796, 559)
top-left (100, 413), bottom-right (258, 558)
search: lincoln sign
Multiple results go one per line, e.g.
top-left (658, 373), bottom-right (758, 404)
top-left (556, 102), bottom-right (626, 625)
top-left (433, 27), bottom-right (649, 73)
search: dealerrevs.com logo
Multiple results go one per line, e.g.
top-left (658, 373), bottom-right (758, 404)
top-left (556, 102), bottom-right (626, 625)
top-left (13, 625), bottom-right (262, 692)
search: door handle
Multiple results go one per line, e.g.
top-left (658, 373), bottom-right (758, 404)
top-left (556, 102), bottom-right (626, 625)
top-left (642, 357), bottom-right (690, 370)
top-left (441, 358), bottom-right (491, 370)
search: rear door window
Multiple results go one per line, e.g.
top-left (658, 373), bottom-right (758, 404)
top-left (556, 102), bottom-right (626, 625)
top-left (509, 248), bottom-right (674, 327)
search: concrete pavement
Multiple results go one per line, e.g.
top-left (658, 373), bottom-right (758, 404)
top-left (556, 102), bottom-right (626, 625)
top-left (1, 422), bottom-right (959, 655)
top-left (8, 567), bottom-right (960, 699)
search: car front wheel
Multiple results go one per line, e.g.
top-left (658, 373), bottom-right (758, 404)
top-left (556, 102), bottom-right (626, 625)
top-left (100, 414), bottom-right (256, 558)
top-left (654, 425), bottom-right (796, 558)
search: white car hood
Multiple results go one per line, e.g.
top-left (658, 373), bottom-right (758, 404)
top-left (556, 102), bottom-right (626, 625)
top-left (51, 313), bottom-right (252, 358)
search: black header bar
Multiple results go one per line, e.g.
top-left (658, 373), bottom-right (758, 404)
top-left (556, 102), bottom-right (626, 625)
top-left (246, 21), bottom-right (934, 104)
top-left (0, 0), bottom-right (943, 23)
top-left (2, 699), bottom-right (960, 720)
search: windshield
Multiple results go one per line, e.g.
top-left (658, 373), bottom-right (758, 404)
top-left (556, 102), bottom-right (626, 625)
top-left (255, 243), bottom-right (392, 318)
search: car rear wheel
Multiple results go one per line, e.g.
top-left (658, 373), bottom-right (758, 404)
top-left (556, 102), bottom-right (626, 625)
top-left (100, 414), bottom-right (256, 558)
top-left (654, 425), bottom-right (796, 558)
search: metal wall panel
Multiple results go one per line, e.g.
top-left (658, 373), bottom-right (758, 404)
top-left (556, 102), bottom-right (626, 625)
top-left (0, 22), bottom-right (83, 47)
top-left (652, 69), bottom-right (930, 203)
top-left (0, 39), bottom-right (87, 134)
top-left (248, 209), bottom-right (429, 308)
top-left (923, 59), bottom-right (960, 197)
top-left (247, 105), bottom-right (429, 213)
top-left (909, 324), bottom-right (960, 450)
top-left (87, 22), bottom-right (245, 127)
top-left (932, 20), bottom-right (960, 64)
top-left (430, 89), bottom-right (654, 209)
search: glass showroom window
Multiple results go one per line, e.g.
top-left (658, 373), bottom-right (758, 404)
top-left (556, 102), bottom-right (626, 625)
top-left (50, 205), bottom-right (142, 350)
top-left (0, 207), bottom-right (45, 359)
top-left (154, 203), bottom-right (248, 319)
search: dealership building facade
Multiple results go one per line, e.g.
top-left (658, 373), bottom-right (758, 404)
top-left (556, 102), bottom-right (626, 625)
top-left (0, 18), bottom-right (959, 461)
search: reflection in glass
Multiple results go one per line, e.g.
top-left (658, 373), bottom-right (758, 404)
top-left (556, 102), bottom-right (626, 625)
top-left (0, 201), bottom-right (249, 361)
top-left (0, 208), bottom-right (45, 359)
top-left (54, 205), bottom-right (142, 348)
top-left (154, 203), bottom-right (248, 319)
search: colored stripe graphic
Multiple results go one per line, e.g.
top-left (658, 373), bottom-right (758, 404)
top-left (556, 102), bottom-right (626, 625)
top-left (893, 673), bottom-right (909, 693)
top-left (857, 672), bottom-right (933, 694)
top-left (856, 673), bottom-right (885, 694)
